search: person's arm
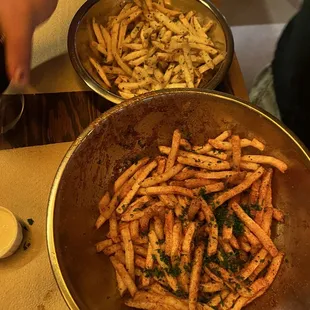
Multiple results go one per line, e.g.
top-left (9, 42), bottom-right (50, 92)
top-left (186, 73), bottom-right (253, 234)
top-left (0, 0), bottom-right (58, 85)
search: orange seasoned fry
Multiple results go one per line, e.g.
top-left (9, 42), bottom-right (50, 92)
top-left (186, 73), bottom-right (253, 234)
top-left (231, 202), bottom-right (278, 257)
top-left (214, 167), bottom-right (265, 207)
top-left (231, 135), bottom-right (241, 170)
top-left (117, 160), bottom-right (157, 214)
top-left (200, 199), bottom-right (218, 256)
top-left (241, 155), bottom-right (288, 173)
top-left (165, 209), bottom-right (174, 257)
top-left (166, 129), bottom-right (182, 171)
top-left (189, 243), bottom-right (205, 310)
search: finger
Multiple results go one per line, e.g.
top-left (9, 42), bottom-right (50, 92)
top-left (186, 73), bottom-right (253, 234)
top-left (2, 9), bottom-right (34, 85)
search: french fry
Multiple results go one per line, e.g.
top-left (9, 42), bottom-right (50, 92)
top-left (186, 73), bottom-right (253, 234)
top-left (201, 282), bottom-right (224, 293)
top-left (103, 243), bottom-right (123, 256)
top-left (239, 248), bottom-right (268, 279)
top-left (255, 168), bottom-right (273, 225)
top-left (207, 290), bottom-right (230, 308)
top-left (154, 12), bottom-right (186, 35)
top-left (96, 239), bottom-right (113, 252)
top-left (231, 202), bottom-right (278, 257)
top-left (98, 191), bottom-right (111, 215)
top-left (141, 185), bottom-right (194, 197)
top-left (120, 225), bottom-right (135, 280)
top-left (241, 155), bottom-right (288, 173)
top-left (130, 220), bottom-right (140, 241)
top-left (232, 278), bottom-right (268, 310)
top-left (201, 199), bottom-right (218, 256)
top-left (177, 156), bottom-right (230, 171)
top-left (189, 243), bottom-right (205, 310)
top-left (229, 234), bottom-right (240, 250)
top-left (273, 208), bottom-right (285, 222)
top-left (110, 256), bottom-right (137, 296)
top-left (114, 157), bottom-right (149, 192)
top-left (171, 221), bottom-right (182, 262)
top-left (110, 211), bottom-right (120, 243)
top-left (188, 198), bottom-right (201, 221)
top-left (117, 160), bottom-right (157, 214)
top-left (166, 129), bottom-right (182, 171)
top-left (194, 182), bottom-right (225, 195)
top-left (141, 163), bottom-right (184, 187)
top-left (165, 209), bottom-right (174, 256)
top-left (141, 242), bottom-right (154, 287)
top-left (89, 57), bottom-right (111, 87)
top-left (92, 18), bottom-right (106, 48)
top-left (179, 55), bottom-right (194, 88)
top-left (115, 270), bottom-right (127, 296)
top-left (148, 230), bottom-right (178, 291)
top-left (231, 135), bottom-right (241, 170)
top-left (214, 167), bottom-right (265, 207)
top-left (183, 178), bottom-right (215, 189)
top-left (179, 255), bottom-right (190, 293)
top-left (208, 262), bottom-right (253, 297)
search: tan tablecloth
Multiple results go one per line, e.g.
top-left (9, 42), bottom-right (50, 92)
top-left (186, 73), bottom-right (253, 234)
top-left (0, 143), bottom-right (72, 310)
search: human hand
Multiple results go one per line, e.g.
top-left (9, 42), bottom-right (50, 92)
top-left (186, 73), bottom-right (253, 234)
top-left (0, 0), bottom-right (58, 85)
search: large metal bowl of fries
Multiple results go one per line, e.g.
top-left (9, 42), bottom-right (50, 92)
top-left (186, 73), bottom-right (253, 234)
top-left (68, 0), bottom-right (234, 103)
top-left (47, 89), bottom-right (310, 310)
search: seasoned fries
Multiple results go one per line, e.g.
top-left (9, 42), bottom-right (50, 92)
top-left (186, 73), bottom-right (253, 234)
top-left (88, 0), bottom-right (226, 100)
top-left (95, 129), bottom-right (287, 309)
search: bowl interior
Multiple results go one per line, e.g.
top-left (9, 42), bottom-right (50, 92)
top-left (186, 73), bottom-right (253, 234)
top-left (50, 90), bottom-right (310, 310)
top-left (72, 0), bottom-right (232, 103)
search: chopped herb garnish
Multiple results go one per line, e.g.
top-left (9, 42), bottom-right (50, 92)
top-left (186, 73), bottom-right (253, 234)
top-left (27, 218), bottom-right (34, 226)
top-left (158, 249), bottom-right (170, 266)
top-left (178, 205), bottom-right (189, 223)
top-left (156, 239), bottom-right (165, 245)
top-left (143, 267), bottom-right (164, 278)
top-left (166, 264), bottom-right (181, 278)
top-left (23, 241), bottom-right (31, 251)
top-left (172, 288), bottom-right (188, 298)
top-left (183, 262), bottom-right (193, 273)
top-left (130, 155), bottom-right (142, 165)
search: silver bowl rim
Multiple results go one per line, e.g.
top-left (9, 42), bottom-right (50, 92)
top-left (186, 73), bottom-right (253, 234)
top-left (47, 88), bottom-right (310, 310)
top-left (68, 0), bottom-right (235, 104)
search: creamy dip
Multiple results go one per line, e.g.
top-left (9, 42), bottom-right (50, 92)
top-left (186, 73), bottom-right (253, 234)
top-left (0, 208), bottom-right (18, 257)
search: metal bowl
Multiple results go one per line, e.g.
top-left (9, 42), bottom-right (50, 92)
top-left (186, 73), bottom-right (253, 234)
top-left (68, 0), bottom-right (234, 104)
top-left (47, 89), bottom-right (310, 309)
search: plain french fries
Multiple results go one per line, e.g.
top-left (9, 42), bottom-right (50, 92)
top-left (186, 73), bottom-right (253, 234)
top-left (95, 128), bottom-right (288, 310)
top-left (89, 57), bottom-right (111, 87)
top-left (88, 1), bottom-right (226, 99)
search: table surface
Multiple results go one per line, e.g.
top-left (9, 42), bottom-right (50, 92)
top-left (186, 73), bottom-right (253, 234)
top-left (0, 0), bottom-right (249, 151)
